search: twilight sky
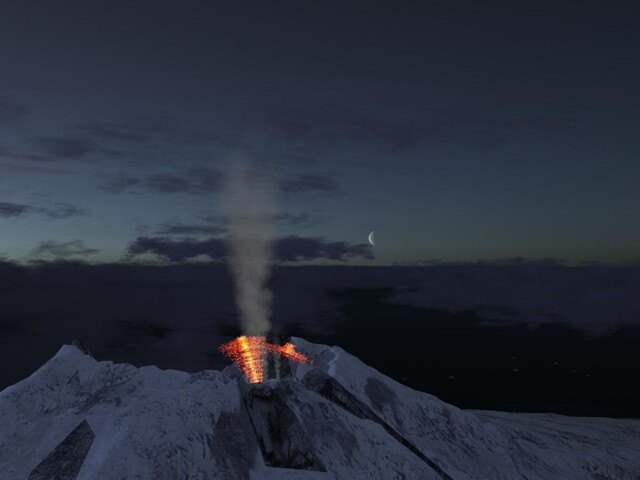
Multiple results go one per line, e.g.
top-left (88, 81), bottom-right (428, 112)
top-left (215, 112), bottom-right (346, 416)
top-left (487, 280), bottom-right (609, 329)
top-left (1, 1), bottom-right (639, 265)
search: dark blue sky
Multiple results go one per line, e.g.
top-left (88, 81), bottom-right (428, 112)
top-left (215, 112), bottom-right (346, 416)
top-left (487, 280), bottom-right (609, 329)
top-left (1, 1), bottom-right (639, 265)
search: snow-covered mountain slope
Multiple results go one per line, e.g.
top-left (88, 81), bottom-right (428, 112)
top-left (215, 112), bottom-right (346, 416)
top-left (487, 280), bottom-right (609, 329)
top-left (0, 338), bottom-right (638, 480)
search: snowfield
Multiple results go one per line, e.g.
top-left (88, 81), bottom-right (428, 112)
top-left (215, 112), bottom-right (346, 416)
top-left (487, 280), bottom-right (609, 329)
top-left (0, 338), bottom-right (638, 479)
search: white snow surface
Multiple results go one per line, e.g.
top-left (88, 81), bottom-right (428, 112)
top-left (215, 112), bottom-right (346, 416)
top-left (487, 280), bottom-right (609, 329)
top-left (0, 338), bottom-right (637, 480)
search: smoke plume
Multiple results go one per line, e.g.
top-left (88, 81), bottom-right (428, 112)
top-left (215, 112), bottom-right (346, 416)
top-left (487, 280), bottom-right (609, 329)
top-left (223, 166), bottom-right (276, 336)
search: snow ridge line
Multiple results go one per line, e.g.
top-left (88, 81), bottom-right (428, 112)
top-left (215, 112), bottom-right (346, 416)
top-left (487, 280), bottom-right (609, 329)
top-left (313, 376), bottom-right (455, 480)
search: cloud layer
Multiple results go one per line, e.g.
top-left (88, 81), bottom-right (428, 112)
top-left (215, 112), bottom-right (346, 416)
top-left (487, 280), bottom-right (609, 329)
top-left (101, 170), bottom-right (340, 196)
top-left (0, 201), bottom-right (85, 219)
top-left (126, 235), bottom-right (373, 262)
top-left (391, 264), bottom-right (640, 334)
top-left (30, 240), bottom-right (99, 259)
top-left (99, 168), bottom-right (223, 194)
top-left (280, 173), bottom-right (339, 194)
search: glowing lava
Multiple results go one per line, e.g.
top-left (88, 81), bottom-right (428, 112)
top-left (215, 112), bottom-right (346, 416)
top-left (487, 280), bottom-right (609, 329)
top-left (276, 341), bottom-right (310, 364)
top-left (220, 336), bottom-right (267, 383)
top-left (219, 336), bottom-right (310, 383)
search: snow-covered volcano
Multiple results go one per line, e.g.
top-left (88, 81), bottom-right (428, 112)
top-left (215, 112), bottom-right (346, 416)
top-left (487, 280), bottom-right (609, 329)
top-left (0, 338), bottom-right (638, 479)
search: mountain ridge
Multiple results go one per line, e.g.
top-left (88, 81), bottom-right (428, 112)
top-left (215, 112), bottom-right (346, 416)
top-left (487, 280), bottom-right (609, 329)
top-left (0, 338), bottom-right (638, 479)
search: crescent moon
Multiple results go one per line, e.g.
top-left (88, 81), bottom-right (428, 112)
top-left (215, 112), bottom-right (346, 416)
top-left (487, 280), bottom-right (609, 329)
top-left (368, 231), bottom-right (375, 246)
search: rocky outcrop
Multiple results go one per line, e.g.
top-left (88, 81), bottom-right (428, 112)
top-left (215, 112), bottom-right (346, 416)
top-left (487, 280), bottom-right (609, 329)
top-left (29, 420), bottom-right (95, 480)
top-left (243, 382), bottom-right (325, 472)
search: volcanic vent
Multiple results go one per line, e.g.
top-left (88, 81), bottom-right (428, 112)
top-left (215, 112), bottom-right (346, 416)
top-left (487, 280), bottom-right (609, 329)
top-left (219, 335), bottom-right (310, 383)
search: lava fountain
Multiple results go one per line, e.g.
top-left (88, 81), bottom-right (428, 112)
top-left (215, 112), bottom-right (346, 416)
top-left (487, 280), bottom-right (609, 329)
top-left (220, 336), bottom-right (310, 383)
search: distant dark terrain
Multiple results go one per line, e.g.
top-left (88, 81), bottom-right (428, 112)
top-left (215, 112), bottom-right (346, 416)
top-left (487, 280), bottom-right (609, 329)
top-left (1, 261), bottom-right (638, 418)
top-left (299, 289), bottom-right (640, 418)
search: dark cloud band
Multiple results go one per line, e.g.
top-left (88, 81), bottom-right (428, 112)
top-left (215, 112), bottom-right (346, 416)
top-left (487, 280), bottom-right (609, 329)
top-left (126, 235), bottom-right (373, 262)
top-left (0, 201), bottom-right (85, 219)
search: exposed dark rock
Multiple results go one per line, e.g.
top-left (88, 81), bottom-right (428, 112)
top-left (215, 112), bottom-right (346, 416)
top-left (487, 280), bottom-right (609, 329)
top-left (278, 356), bottom-right (293, 378)
top-left (365, 377), bottom-right (397, 412)
top-left (265, 352), bottom-right (280, 380)
top-left (365, 376), bottom-right (404, 427)
top-left (70, 340), bottom-right (93, 358)
top-left (243, 382), bottom-right (325, 471)
top-left (210, 410), bottom-right (259, 479)
top-left (303, 371), bottom-right (455, 480)
top-left (29, 420), bottom-right (95, 480)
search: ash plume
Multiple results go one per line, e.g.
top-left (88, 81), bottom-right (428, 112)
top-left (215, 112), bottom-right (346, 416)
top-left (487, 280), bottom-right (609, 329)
top-left (223, 166), bottom-right (276, 336)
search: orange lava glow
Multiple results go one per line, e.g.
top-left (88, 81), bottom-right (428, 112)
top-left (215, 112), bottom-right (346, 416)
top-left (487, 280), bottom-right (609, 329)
top-left (220, 336), bottom-right (267, 383)
top-left (219, 336), bottom-right (310, 383)
top-left (275, 342), bottom-right (310, 364)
